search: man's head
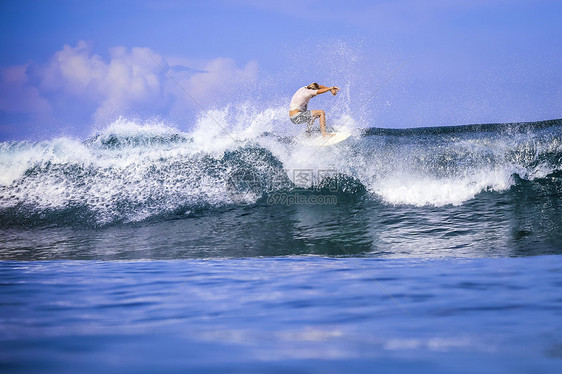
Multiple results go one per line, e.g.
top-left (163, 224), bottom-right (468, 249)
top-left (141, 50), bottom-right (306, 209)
top-left (306, 83), bottom-right (320, 90)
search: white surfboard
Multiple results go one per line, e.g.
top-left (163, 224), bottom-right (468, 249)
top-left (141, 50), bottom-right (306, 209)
top-left (294, 130), bottom-right (352, 147)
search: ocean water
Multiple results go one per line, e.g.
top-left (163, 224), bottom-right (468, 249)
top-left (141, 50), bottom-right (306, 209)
top-left (0, 112), bottom-right (561, 372)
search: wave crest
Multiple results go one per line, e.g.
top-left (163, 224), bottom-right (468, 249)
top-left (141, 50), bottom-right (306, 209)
top-left (0, 115), bottom-right (560, 226)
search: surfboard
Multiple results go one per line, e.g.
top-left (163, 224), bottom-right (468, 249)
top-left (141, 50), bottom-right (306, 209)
top-left (294, 130), bottom-right (352, 147)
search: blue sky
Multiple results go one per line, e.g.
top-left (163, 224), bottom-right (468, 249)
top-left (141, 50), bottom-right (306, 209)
top-left (0, 0), bottom-right (561, 140)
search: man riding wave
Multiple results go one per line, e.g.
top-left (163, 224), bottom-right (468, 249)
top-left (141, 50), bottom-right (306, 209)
top-left (289, 83), bottom-right (340, 137)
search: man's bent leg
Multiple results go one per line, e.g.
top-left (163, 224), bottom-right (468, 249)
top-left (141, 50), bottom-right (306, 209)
top-left (310, 110), bottom-right (333, 137)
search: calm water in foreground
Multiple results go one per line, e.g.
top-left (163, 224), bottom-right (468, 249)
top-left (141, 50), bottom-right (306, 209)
top-left (1, 256), bottom-right (562, 373)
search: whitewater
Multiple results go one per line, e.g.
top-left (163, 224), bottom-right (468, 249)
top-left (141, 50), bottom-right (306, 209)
top-left (1, 107), bottom-right (560, 228)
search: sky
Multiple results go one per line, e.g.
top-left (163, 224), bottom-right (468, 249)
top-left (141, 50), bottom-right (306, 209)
top-left (0, 0), bottom-right (561, 140)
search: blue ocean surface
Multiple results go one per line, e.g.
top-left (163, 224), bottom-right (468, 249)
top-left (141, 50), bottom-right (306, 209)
top-left (0, 115), bottom-right (561, 372)
top-left (1, 257), bottom-right (562, 373)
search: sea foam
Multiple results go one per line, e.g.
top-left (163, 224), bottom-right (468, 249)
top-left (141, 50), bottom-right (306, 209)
top-left (0, 110), bottom-right (560, 225)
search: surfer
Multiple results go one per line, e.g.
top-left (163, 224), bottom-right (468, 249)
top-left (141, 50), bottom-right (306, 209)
top-left (289, 83), bottom-right (340, 137)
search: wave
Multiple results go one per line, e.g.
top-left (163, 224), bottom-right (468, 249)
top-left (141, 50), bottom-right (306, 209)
top-left (0, 111), bottom-right (560, 226)
top-left (362, 118), bottom-right (561, 136)
top-left (359, 119), bottom-right (561, 206)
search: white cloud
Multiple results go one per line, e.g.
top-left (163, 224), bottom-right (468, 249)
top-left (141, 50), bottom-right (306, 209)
top-left (0, 40), bottom-right (258, 124)
top-left (40, 40), bottom-right (106, 96)
top-left (174, 57), bottom-right (258, 107)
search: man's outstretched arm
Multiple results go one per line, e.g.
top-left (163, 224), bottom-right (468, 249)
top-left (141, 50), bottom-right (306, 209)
top-left (316, 85), bottom-right (340, 95)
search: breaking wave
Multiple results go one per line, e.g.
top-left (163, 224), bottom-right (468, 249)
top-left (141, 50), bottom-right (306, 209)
top-left (0, 108), bottom-right (560, 226)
